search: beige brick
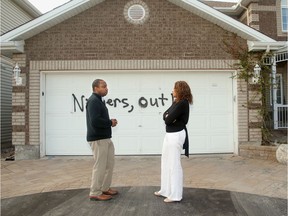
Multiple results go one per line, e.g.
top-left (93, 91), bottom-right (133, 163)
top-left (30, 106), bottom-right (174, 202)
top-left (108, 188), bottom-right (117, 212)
top-left (12, 112), bottom-right (25, 126)
top-left (12, 93), bottom-right (25, 106)
top-left (12, 132), bottom-right (25, 145)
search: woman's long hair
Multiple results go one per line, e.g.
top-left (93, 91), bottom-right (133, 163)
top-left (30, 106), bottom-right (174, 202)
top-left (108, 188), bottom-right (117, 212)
top-left (174, 81), bottom-right (193, 104)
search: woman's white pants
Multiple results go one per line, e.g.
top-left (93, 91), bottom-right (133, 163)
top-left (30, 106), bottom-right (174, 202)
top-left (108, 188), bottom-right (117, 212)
top-left (158, 129), bottom-right (185, 201)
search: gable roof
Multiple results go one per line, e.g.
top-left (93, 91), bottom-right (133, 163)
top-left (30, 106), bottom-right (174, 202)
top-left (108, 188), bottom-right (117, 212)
top-left (0, 0), bottom-right (275, 43)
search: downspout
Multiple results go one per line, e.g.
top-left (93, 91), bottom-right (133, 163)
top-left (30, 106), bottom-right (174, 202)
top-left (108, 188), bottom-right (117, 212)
top-left (271, 55), bottom-right (278, 129)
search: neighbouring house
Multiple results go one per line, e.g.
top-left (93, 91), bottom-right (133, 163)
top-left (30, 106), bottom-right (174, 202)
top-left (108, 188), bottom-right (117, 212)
top-left (0, 0), bottom-right (287, 159)
top-left (0, 0), bottom-right (41, 151)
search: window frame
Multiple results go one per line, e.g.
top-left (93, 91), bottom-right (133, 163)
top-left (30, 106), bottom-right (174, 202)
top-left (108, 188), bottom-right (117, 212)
top-left (281, 0), bottom-right (288, 32)
top-left (270, 74), bottom-right (284, 105)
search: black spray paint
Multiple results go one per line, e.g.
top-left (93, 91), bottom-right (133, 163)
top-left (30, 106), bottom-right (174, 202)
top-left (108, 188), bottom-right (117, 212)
top-left (72, 93), bottom-right (173, 113)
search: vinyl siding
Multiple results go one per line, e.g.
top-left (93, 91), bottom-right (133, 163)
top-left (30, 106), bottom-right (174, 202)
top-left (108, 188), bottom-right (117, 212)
top-left (1, 57), bottom-right (13, 149)
top-left (1, 0), bottom-right (33, 35)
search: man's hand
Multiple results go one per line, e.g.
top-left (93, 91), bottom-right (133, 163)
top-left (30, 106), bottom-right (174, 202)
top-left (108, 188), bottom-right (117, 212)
top-left (111, 119), bottom-right (118, 127)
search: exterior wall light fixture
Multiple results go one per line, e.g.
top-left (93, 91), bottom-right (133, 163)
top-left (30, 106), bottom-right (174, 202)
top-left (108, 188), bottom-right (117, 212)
top-left (13, 63), bottom-right (22, 85)
top-left (252, 63), bottom-right (261, 84)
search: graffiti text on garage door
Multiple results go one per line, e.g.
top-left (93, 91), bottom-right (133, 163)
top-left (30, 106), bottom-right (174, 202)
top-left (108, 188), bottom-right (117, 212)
top-left (72, 93), bottom-right (173, 113)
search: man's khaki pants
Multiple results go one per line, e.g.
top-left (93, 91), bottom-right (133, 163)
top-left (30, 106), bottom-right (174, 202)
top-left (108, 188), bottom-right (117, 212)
top-left (89, 138), bottom-right (115, 196)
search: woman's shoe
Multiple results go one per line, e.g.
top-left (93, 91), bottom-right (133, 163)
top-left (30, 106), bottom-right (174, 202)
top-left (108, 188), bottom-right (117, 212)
top-left (154, 191), bottom-right (162, 197)
top-left (164, 198), bottom-right (177, 203)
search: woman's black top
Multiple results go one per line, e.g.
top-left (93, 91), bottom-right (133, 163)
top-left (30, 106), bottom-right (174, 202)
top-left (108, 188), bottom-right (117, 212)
top-left (163, 99), bottom-right (190, 157)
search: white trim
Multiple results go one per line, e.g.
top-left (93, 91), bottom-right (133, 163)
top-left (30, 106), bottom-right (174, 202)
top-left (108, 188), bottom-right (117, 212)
top-left (40, 71), bottom-right (46, 157)
top-left (232, 70), bottom-right (239, 155)
top-left (270, 74), bottom-right (284, 105)
top-left (13, 0), bottom-right (42, 17)
top-left (30, 59), bottom-right (237, 71)
top-left (277, 74), bottom-right (284, 105)
top-left (247, 41), bottom-right (288, 51)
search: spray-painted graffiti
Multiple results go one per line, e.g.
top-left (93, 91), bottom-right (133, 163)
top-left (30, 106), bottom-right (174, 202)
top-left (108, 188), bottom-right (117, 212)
top-left (106, 98), bottom-right (134, 112)
top-left (72, 93), bottom-right (173, 113)
top-left (138, 94), bottom-right (169, 108)
top-left (72, 94), bottom-right (86, 112)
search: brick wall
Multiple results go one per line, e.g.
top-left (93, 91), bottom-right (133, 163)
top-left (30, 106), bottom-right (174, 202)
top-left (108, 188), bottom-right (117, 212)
top-left (24, 0), bottom-right (243, 61)
top-left (12, 54), bottom-right (26, 146)
top-left (239, 144), bottom-right (277, 161)
top-left (258, 0), bottom-right (276, 6)
top-left (237, 79), bottom-right (248, 142)
top-left (237, 79), bottom-right (263, 145)
top-left (248, 1), bottom-right (287, 41)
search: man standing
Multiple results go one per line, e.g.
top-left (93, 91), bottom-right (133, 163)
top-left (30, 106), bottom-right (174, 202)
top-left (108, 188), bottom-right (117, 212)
top-left (86, 79), bottom-right (118, 201)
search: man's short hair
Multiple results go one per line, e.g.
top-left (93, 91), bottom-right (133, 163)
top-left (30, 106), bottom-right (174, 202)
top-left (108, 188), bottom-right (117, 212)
top-left (92, 79), bottom-right (104, 89)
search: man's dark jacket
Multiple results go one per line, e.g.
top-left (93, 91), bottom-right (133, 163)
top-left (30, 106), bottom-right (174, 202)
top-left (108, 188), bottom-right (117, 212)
top-left (86, 93), bottom-right (112, 141)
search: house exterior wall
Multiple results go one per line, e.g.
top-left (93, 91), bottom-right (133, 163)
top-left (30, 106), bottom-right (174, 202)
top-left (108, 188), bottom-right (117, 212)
top-left (1, 0), bottom-right (40, 154)
top-left (0, 0), bottom-right (34, 35)
top-left (12, 59), bottom-right (245, 159)
top-left (248, 1), bottom-right (287, 132)
top-left (11, 0), bottom-right (262, 159)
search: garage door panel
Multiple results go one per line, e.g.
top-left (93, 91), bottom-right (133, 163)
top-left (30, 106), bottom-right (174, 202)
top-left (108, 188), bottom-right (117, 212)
top-left (45, 71), bottom-right (235, 155)
top-left (141, 115), bottom-right (163, 129)
top-left (209, 135), bottom-right (234, 152)
top-left (141, 136), bottom-right (162, 154)
top-left (116, 136), bottom-right (140, 154)
top-left (140, 78), bottom-right (164, 90)
top-left (46, 136), bottom-right (90, 155)
top-left (46, 115), bottom-right (86, 131)
top-left (188, 115), bottom-right (209, 130)
top-left (109, 75), bottom-right (142, 91)
top-left (46, 96), bottom-right (72, 113)
top-left (106, 94), bottom-right (139, 114)
top-left (190, 135), bottom-right (210, 153)
top-left (210, 96), bottom-right (232, 112)
top-left (46, 128), bottom-right (85, 135)
top-left (210, 114), bottom-right (233, 130)
top-left (112, 115), bottom-right (140, 131)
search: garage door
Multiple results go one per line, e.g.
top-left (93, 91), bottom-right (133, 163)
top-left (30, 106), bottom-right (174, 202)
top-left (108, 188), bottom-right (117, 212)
top-left (45, 71), bottom-right (235, 155)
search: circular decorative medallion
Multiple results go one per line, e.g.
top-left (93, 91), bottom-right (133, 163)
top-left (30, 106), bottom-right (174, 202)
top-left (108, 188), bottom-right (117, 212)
top-left (124, 0), bottom-right (149, 25)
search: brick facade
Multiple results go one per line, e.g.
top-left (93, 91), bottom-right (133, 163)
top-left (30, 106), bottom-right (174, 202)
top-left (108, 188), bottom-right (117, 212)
top-left (24, 0), bottom-right (240, 61)
top-left (239, 144), bottom-right (277, 161)
top-left (247, 1), bottom-right (287, 41)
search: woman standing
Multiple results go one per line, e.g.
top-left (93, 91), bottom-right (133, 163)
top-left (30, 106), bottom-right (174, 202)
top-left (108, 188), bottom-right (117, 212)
top-left (155, 81), bottom-right (193, 203)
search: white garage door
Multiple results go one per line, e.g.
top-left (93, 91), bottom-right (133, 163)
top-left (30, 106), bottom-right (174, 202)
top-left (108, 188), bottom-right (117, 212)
top-left (45, 71), bottom-right (235, 155)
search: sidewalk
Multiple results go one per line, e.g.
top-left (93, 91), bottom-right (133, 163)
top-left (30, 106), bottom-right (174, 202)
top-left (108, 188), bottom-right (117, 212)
top-left (1, 155), bottom-right (287, 199)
